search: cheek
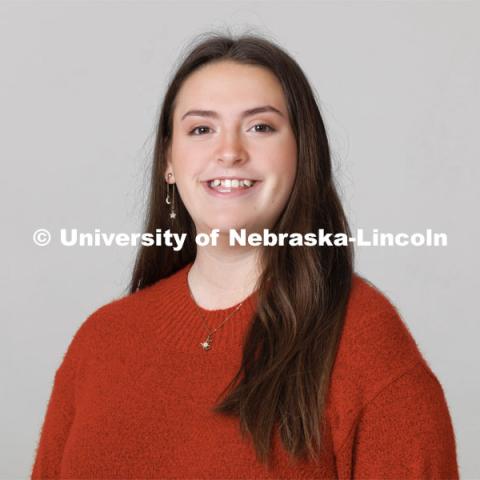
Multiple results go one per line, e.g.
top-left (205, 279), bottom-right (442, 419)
top-left (273, 131), bottom-right (297, 170)
top-left (171, 141), bottom-right (191, 166)
top-left (271, 145), bottom-right (297, 191)
top-left (267, 165), bottom-right (296, 202)
top-left (171, 141), bottom-right (205, 177)
top-left (269, 165), bottom-right (296, 207)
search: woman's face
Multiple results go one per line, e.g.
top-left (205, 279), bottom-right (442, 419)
top-left (165, 60), bottom-right (297, 236)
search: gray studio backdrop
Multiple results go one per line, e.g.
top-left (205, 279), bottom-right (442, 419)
top-left (1, 1), bottom-right (478, 479)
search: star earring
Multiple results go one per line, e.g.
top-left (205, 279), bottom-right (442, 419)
top-left (165, 173), bottom-right (176, 220)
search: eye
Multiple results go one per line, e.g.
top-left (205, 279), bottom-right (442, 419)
top-left (189, 126), bottom-right (212, 136)
top-left (251, 123), bottom-right (276, 133)
top-left (188, 123), bottom-right (276, 136)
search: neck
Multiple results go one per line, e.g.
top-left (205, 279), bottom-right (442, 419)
top-left (188, 244), bottom-right (262, 310)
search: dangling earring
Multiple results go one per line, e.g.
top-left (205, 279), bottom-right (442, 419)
top-left (166, 173), bottom-right (176, 220)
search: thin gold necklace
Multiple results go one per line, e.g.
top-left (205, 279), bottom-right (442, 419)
top-left (187, 283), bottom-right (244, 351)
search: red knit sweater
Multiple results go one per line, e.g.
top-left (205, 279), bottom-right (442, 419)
top-left (31, 262), bottom-right (459, 479)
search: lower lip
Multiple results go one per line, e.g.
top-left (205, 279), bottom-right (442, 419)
top-left (202, 181), bottom-right (261, 199)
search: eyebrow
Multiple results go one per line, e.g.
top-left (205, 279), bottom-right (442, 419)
top-left (180, 105), bottom-right (284, 122)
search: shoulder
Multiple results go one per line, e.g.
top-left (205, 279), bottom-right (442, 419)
top-left (64, 269), bottom-right (183, 363)
top-left (334, 272), bottom-right (426, 392)
top-left (338, 358), bottom-right (459, 478)
top-left (326, 273), bottom-right (434, 445)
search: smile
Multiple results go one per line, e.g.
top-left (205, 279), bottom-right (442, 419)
top-left (202, 179), bottom-right (261, 199)
top-left (209, 178), bottom-right (255, 188)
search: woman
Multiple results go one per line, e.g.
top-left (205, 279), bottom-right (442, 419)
top-left (31, 32), bottom-right (459, 479)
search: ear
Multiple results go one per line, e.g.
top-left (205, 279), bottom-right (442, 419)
top-left (164, 169), bottom-right (174, 183)
top-left (164, 145), bottom-right (174, 183)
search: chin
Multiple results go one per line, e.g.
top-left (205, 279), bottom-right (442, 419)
top-left (206, 221), bottom-right (250, 235)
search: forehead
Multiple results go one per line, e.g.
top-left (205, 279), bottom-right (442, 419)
top-left (174, 61), bottom-right (287, 119)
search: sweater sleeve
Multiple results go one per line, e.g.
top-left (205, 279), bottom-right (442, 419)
top-left (31, 329), bottom-right (82, 479)
top-left (351, 360), bottom-right (459, 479)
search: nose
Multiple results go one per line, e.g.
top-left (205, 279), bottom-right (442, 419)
top-left (216, 130), bottom-right (247, 166)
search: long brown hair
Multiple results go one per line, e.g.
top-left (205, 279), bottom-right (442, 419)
top-left (129, 31), bottom-right (354, 468)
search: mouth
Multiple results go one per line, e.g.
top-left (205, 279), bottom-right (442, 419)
top-left (201, 178), bottom-right (261, 199)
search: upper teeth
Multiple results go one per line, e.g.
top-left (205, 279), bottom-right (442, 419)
top-left (209, 179), bottom-right (255, 188)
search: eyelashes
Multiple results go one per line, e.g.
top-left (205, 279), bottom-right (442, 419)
top-left (189, 126), bottom-right (211, 136)
top-left (250, 124), bottom-right (276, 134)
top-left (188, 123), bottom-right (276, 136)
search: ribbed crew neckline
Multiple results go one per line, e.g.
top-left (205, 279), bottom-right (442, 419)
top-left (155, 262), bottom-right (259, 353)
top-left (182, 261), bottom-right (258, 314)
